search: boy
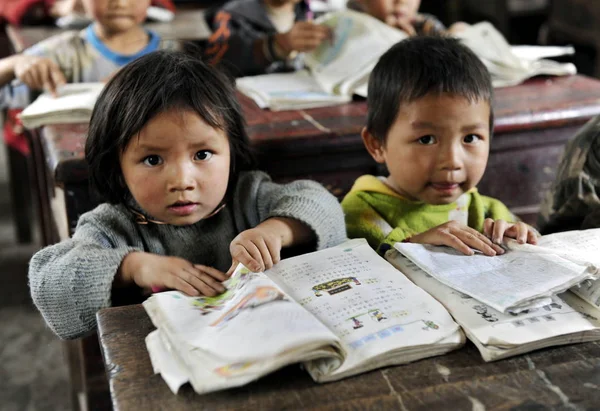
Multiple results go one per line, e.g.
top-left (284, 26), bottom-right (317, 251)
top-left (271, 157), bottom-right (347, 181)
top-left (349, 0), bottom-right (467, 36)
top-left (341, 36), bottom-right (537, 256)
top-left (204, 0), bottom-right (330, 77)
top-left (0, 0), bottom-right (179, 102)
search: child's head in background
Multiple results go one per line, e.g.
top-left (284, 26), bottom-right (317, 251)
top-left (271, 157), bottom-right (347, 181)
top-left (81, 0), bottom-right (150, 34)
top-left (357, 0), bottom-right (421, 30)
top-left (363, 36), bottom-right (493, 206)
top-left (85, 50), bottom-right (254, 225)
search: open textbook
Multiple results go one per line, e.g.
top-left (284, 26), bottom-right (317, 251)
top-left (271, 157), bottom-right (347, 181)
top-left (20, 83), bottom-right (105, 129)
top-left (386, 249), bottom-right (600, 362)
top-left (238, 17), bottom-right (576, 111)
top-left (143, 239), bottom-right (464, 394)
top-left (236, 9), bottom-right (407, 111)
top-left (393, 228), bottom-right (600, 314)
top-left (455, 22), bottom-right (576, 88)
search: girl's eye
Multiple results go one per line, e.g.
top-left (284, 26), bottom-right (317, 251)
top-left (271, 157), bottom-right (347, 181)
top-left (464, 134), bottom-right (481, 144)
top-left (195, 150), bottom-right (213, 161)
top-left (417, 135), bottom-right (436, 145)
top-left (142, 155), bottom-right (162, 166)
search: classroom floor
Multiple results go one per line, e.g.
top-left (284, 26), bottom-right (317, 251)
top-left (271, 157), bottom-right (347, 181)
top-left (0, 135), bottom-right (70, 410)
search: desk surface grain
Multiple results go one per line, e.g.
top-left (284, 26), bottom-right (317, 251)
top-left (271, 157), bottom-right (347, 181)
top-left (97, 304), bottom-right (600, 411)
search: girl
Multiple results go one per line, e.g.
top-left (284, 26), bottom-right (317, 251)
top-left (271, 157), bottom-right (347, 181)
top-left (29, 50), bottom-right (347, 340)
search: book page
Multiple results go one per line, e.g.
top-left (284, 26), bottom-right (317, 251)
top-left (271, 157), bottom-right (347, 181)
top-left (305, 10), bottom-right (407, 94)
top-left (393, 241), bottom-right (598, 314)
top-left (20, 83), bottom-right (105, 128)
top-left (386, 250), bottom-right (600, 350)
top-left (507, 229), bottom-right (600, 308)
top-left (265, 239), bottom-right (461, 378)
top-left (236, 70), bottom-right (350, 110)
top-left (143, 266), bottom-right (339, 364)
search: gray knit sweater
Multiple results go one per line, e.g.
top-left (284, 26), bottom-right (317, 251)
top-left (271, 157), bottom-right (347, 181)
top-left (29, 171), bottom-right (347, 339)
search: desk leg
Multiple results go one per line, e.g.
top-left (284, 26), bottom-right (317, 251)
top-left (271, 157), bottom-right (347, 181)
top-left (6, 145), bottom-right (33, 243)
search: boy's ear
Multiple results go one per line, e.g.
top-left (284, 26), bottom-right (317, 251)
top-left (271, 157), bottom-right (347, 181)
top-left (361, 127), bottom-right (386, 164)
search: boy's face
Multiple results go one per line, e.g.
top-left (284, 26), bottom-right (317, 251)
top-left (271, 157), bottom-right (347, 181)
top-left (82, 0), bottom-right (150, 33)
top-left (363, 93), bottom-right (491, 205)
top-left (360, 0), bottom-right (421, 28)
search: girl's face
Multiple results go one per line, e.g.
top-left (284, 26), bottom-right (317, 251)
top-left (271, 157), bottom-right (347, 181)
top-left (81, 0), bottom-right (150, 34)
top-left (120, 109), bottom-right (231, 225)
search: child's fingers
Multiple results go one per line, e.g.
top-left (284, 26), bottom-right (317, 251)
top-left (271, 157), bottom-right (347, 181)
top-left (438, 231), bottom-right (475, 256)
top-left (454, 228), bottom-right (499, 256)
top-left (183, 266), bottom-right (226, 295)
top-left (491, 219), bottom-right (508, 244)
top-left (264, 236), bottom-right (281, 266)
top-left (194, 264), bottom-right (229, 282)
top-left (527, 229), bottom-right (538, 245)
top-left (48, 65), bottom-right (66, 95)
top-left (165, 275), bottom-right (201, 297)
top-left (226, 259), bottom-right (238, 276)
top-left (515, 222), bottom-right (530, 244)
top-left (483, 218), bottom-right (494, 237)
top-left (253, 238), bottom-right (273, 270)
top-left (230, 243), bottom-right (262, 272)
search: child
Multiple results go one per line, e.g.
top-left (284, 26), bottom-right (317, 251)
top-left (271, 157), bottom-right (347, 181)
top-left (348, 0), bottom-right (467, 36)
top-left (204, 0), bottom-right (331, 77)
top-left (0, 0), bottom-right (179, 102)
top-left (341, 36), bottom-right (537, 257)
top-left (537, 115), bottom-right (600, 234)
top-left (28, 50), bottom-right (347, 340)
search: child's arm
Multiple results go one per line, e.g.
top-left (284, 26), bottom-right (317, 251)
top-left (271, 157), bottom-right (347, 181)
top-left (0, 54), bottom-right (66, 94)
top-left (230, 171), bottom-right (347, 270)
top-left (228, 216), bottom-right (312, 273)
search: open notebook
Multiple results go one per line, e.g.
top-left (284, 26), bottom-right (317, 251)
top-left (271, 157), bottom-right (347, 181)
top-left (20, 83), bottom-right (105, 129)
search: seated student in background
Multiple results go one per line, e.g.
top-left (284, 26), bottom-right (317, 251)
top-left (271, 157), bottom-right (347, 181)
top-left (348, 0), bottom-right (467, 35)
top-left (341, 36), bottom-right (537, 257)
top-left (537, 115), bottom-right (600, 234)
top-left (204, 0), bottom-right (331, 77)
top-left (28, 50), bottom-right (347, 340)
top-left (0, 0), bottom-right (179, 103)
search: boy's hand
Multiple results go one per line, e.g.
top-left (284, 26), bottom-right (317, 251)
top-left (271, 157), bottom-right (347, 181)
top-left (118, 252), bottom-right (228, 297)
top-left (275, 22), bottom-right (331, 55)
top-left (387, 18), bottom-right (416, 36)
top-left (14, 55), bottom-right (66, 96)
top-left (483, 219), bottom-right (538, 245)
top-left (408, 221), bottom-right (505, 256)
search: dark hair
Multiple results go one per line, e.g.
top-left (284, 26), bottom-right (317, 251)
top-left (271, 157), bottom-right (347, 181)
top-left (85, 49), bottom-right (255, 204)
top-left (367, 36), bottom-right (494, 143)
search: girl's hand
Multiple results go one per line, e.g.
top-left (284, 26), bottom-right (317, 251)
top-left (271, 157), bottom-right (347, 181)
top-left (275, 22), bottom-right (331, 55)
top-left (483, 219), bottom-right (538, 245)
top-left (408, 221), bottom-right (505, 256)
top-left (14, 55), bottom-right (66, 96)
top-left (228, 217), bottom-right (314, 274)
top-left (118, 252), bottom-right (228, 297)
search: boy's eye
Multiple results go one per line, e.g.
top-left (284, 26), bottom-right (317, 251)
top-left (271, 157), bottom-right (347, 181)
top-left (464, 134), bottom-right (481, 144)
top-left (417, 135), bottom-right (436, 145)
top-left (195, 150), bottom-right (213, 161)
top-left (142, 155), bottom-right (162, 166)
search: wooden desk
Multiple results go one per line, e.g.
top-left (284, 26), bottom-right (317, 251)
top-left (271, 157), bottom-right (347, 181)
top-left (37, 74), bottom-right (600, 243)
top-left (97, 304), bottom-right (600, 410)
top-left (6, 9), bottom-right (211, 53)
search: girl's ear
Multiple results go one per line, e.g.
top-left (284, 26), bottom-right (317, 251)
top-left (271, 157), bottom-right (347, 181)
top-left (361, 127), bottom-right (386, 164)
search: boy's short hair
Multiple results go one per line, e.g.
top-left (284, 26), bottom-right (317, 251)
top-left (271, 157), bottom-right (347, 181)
top-left (85, 49), bottom-right (255, 205)
top-left (367, 36), bottom-right (493, 142)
